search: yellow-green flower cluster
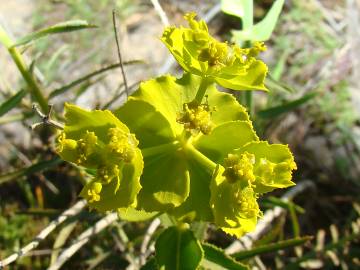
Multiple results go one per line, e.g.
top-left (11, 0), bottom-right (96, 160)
top-left (210, 142), bottom-right (297, 237)
top-left (55, 12), bottom-right (297, 239)
top-left (176, 101), bottom-right (214, 135)
top-left (57, 104), bottom-right (143, 212)
top-left (161, 12), bottom-right (268, 91)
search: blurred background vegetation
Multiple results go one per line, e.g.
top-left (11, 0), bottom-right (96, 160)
top-left (0, 0), bottom-right (359, 269)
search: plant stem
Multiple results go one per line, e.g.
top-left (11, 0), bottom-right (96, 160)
top-left (245, 91), bottom-right (253, 116)
top-left (0, 25), bottom-right (48, 113)
top-left (141, 141), bottom-right (181, 157)
top-left (185, 144), bottom-right (216, 172)
top-left (243, 40), bottom-right (253, 116)
top-left (194, 77), bottom-right (210, 104)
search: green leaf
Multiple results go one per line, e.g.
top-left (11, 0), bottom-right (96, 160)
top-left (221, 0), bottom-right (253, 30)
top-left (232, 0), bottom-right (285, 42)
top-left (262, 196), bottom-right (305, 214)
top-left (155, 225), bottom-right (204, 270)
top-left (265, 76), bottom-right (295, 93)
top-left (116, 99), bottom-right (176, 148)
top-left (50, 220), bottom-right (78, 265)
top-left (0, 158), bottom-right (61, 185)
top-left (202, 243), bottom-right (248, 270)
top-left (0, 89), bottom-right (26, 117)
top-left (233, 236), bottom-right (313, 260)
top-left (136, 152), bottom-right (190, 211)
top-left (257, 92), bottom-right (317, 119)
top-left (214, 60), bottom-right (268, 91)
top-left (49, 61), bottom-right (143, 99)
top-left (11, 20), bottom-right (97, 47)
top-left (118, 207), bottom-right (158, 222)
top-left (170, 159), bottom-right (213, 222)
top-left (194, 121), bottom-right (259, 163)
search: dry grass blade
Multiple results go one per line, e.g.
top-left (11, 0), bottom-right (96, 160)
top-left (0, 200), bottom-right (86, 268)
top-left (48, 212), bottom-right (118, 270)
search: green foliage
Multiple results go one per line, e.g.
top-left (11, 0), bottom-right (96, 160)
top-left (221, 0), bottom-right (284, 42)
top-left (201, 243), bottom-right (248, 270)
top-left (155, 225), bottom-right (203, 270)
top-left (0, 89), bottom-right (27, 117)
top-left (11, 20), bottom-right (96, 48)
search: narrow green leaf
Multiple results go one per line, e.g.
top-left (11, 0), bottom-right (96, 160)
top-left (11, 20), bottom-right (97, 47)
top-left (251, 0), bottom-right (284, 41)
top-left (0, 89), bottom-right (26, 117)
top-left (49, 61), bottom-right (143, 99)
top-left (155, 225), bottom-right (204, 270)
top-left (50, 220), bottom-right (78, 265)
top-left (0, 113), bottom-right (26, 125)
top-left (257, 92), bottom-right (317, 119)
top-left (233, 236), bottom-right (313, 260)
top-left (202, 243), bottom-right (248, 270)
top-left (288, 203), bottom-right (301, 238)
top-left (232, 0), bottom-right (284, 42)
top-left (0, 157), bottom-right (61, 185)
top-left (265, 76), bottom-right (295, 93)
top-left (16, 208), bottom-right (61, 216)
top-left (262, 197), bottom-right (305, 214)
top-left (221, 0), bottom-right (253, 30)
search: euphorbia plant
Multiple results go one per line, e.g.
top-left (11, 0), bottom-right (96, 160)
top-left (56, 13), bottom-right (296, 269)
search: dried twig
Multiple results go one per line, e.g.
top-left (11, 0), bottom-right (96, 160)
top-left (31, 104), bottom-right (64, 130)
top-left (225, 181), bottom-right (316, 255)
top-left (150, 0), bottom-right (169, 26)
top-left (48, 212), bottom-right (118, 270)
top-left (112, 10), bottom-right (129, 98)
top-left (140, 217), bottom-right (161, 266)
top-left (0, 200), bottom-right (86, 269)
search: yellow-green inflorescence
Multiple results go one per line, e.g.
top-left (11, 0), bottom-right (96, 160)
top-left (161, 12), bottom-right (268, 91)
top-left (176, 100), bottom-right (214, 135)
top-left (57, 103), bottom-right (143, 212)
top-left (55, 12), bottom-right (297, 239)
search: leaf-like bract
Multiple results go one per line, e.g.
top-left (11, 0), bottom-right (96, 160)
top-left (57, 103), bottom-right (143, 212)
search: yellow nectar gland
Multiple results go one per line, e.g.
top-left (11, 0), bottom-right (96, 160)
top-left (76, 131), bottom-right (98, 165)
top-left (177, 101), bottom-right (214, 135)
top-left (97, 164), bottom-right (120, 184)
top-left (234, 186), bottom-right (260, 219)
top-left (223, 152), bottom-right (256, 184)
top-left (107, 127), bottom-right (138, 163)
top-left (87, 182), bottom-right (102, 203)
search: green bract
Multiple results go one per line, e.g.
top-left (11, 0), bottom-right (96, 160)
top-left (114, 73), bottom-right (296, 236)
top-left (115, 74), bottom-right (253, 222)
top-left (57, 103), bottom-right (143, 212)
top-left (161, 12), bottom-right (268, 91)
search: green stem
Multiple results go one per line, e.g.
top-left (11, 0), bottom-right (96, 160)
top-left (185, 144), bottom-right (216, 172)
top-left (141, 141), bottom-right (181, 157)
top-left (0, 25), bottom-right (48, 113)
top-left (194, 77), bottom-right (210, 104)
top-left (245, 91), bottom-right (253, 116)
